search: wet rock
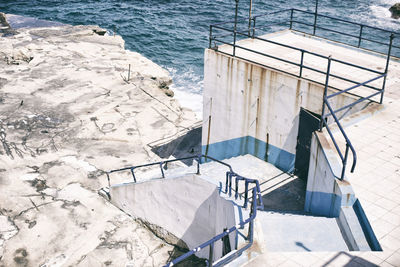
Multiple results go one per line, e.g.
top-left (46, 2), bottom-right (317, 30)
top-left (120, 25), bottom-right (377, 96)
top-left (93, 29), bottom-right (107, 36)
top-left (164, 89), bottom-right (174, 97)
top-left (390, 3), bottom-right (400, 19)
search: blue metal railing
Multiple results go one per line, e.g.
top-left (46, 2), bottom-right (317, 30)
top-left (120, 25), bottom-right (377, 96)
top-left (209, 6), bottom-right (397, 181)
top-left (106, 155), bottom-right (264, 266)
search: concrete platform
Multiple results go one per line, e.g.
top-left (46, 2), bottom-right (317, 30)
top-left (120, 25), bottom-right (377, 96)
top-left (218, 30), bottom-right (400, 102)
top-left (258, 211), bottom-right (348, 252)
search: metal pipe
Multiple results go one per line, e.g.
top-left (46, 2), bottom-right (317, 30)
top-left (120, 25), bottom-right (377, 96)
top-left (252, 17), bottom-right (256, 38)
top-left (130, 168), bottom-right (137, 183)
top-left (319, 56), bottom-right (332, 131)
top-left (381, 33), bottom-right (394, 104)
top-left (209, 25), bottom-right (213, 49)
top-left (233, 0), bottom-right (239, 57)
top-left (248, 0), bottom-right (253, 37)
top-left (313, 0), bottom-right (318, 35)
top-left (358, 25), bottom-right (364, 48)
top-left (299, 50), bottom-right (304, 77)
top-left (160, 162), bottom-right (165, 178)
top-left (289, 8), bottom-right (294, 30)
top-left (341, 144), bottom-right (350, 180)
top-left (209, 243), bottom-right (214, 267)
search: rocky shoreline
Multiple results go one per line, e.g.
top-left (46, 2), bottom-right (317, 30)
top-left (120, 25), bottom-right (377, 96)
top-left (0, 14), bottom-right (199, 266)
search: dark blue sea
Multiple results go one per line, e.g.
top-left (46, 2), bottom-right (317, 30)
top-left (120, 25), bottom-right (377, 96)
top-left (1, 0), bottom-right (399, 116)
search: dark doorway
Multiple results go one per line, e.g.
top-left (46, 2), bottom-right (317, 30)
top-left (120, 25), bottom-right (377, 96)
top-left (294, 108), bottom-right (321, 181)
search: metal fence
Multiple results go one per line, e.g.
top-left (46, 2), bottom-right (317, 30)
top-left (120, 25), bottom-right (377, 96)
top-left (107, 155), bottom-right (264, 266)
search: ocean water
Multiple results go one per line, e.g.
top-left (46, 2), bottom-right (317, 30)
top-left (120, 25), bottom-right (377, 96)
top-left (1, 0), bottom-right (399, 117)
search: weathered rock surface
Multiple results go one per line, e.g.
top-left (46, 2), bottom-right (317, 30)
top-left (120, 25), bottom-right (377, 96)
top-left (0, 22), bottom-right (198, 266)
top-left (390, 3), bottom-right (400, 19)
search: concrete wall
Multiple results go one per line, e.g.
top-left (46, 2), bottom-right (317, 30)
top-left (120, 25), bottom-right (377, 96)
top-left (304, 131), bottom-right (356, 217)
top-left (202, 49), bottom-right (367, 172)
top-left (109, 174), bottom-right (235, 260)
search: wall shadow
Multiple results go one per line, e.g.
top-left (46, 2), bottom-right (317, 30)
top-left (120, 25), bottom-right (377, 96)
top-left (261, 174), bottom-right (306, 212)
top-left (150, 127), bottom-right (201, 166)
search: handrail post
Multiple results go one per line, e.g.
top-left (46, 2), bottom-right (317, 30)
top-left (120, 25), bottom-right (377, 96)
top-left (130, 168), bottom-right (137, 183)
top-left (252, 17), bottom-right (256, 39)
top-left (357, 25), bottom-right (363, 48)
top-left (341, 143), bottom-right (350, 180)
top-left (313, 0), bottom-right (318, 35)
top-left (233, 0), bottom-right (239, 56)
top-left (209, 25), bottom-right (213, 49)
top-left (244, 181), bottom-right (249, 208)
top-left (248, 0), bottom-right (253, 37)
top-left (319, 56), bottom-right (332, 131)
top-left (209, 243), bottom-right (214, 267)
top-left (196, 156), bottom-right (201, 175)
top-left (289, 8), bottom-right (294, 30)
top-left (380, 33), bottom-right (394, 104)
top-left (160, 162), bottom-right (165, 178)
top-left (106, 172), bottom-right (111, 188)
top-left (299, 50), bottom-right (304, 77)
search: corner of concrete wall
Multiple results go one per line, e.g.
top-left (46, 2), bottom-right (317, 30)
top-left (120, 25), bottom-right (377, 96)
top-left (304, 131), bottom-right (355, 217)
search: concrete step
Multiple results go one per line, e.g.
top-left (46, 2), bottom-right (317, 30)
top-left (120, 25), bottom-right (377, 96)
top-left (257, 211), bottom-right (349, 251)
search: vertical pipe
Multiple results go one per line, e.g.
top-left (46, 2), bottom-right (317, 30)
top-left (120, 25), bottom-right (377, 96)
top-left (358, 25), bottom-right (363, 48)
top-left (225, 172), bottom-right (229, 193)
top-left (160, 162), bottom-right (165, 178)
top-left (380, 33), bottom-right (394, 104)
top-left (319, 56), bottom-right (332, 131)
top-left (341, 144), bottom-right (350, 180)
top-left (196, 156), bottom-right (201, 175)
top-left (289, 9), bottom-right (294, 30)
top-left (313, 0), bottom-right (318, 35)
top-left (248, 0), bottom-right (253, 37)
top-left (106, 172), bottom-right (111, 188)
top-left (233, 0), bottom-right (239, 56)
top-left (299, 50), bottom-right (304, 77)
top-left (208, 243), bottom-right (214, 267)
top-left (209, 25), bottom-right (213, 49)
top-left (244, 182), bottom-right (249, 208)
top-left (252, 17), bottom-right (256, 39)
top-left (130, 168), bottom-right (136, 183)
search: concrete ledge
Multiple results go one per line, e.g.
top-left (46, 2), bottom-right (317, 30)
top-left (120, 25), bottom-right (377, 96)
top-left (337, 206), bottom-right (370, 251)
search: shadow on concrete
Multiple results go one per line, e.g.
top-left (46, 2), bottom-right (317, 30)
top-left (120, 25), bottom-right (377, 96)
top-left (149, 127), bottom-right (201, 166)
top-left (261, 174), bottom-right (306, 212)
top-left (295, 241), bottom-right (311, 251)
top-left (166, 247), bottom-right (206, 267)
top-left (322, 251), bottom-right (379, 267)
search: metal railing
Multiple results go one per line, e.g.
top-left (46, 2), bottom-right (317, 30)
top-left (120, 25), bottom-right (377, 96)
top-left (209, 6), bottom-right (397, 180)
top-left (106, 155), bottom-right (264, 267)
top-left (106, 154), bottom-right (232, 188)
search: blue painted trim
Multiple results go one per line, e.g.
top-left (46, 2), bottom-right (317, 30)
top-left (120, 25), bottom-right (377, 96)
top-left (202, 136), bottom-right (295, 173)
top-left (304, 190), bottom-right (340, 217)
top-left (353, 199), bottom-right (382, 251)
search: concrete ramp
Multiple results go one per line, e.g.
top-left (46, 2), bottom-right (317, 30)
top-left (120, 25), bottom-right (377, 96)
top-left (109, 174), bottom-right (236, 261)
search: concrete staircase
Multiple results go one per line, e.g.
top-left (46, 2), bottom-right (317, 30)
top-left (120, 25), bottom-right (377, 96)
top-left (102, 154), bottom-right (351, 266)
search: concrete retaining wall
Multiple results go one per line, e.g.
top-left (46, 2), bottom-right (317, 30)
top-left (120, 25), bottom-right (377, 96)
top-left (109, 174), bottom-right (235, 260)
top-left (304, 131), bottom-right (356, 217)
top-left (202, 49), bottom-right (367, 172)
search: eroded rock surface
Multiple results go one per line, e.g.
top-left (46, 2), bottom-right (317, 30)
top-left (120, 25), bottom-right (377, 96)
top-left (0, 23), bottom-right (198, 266)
